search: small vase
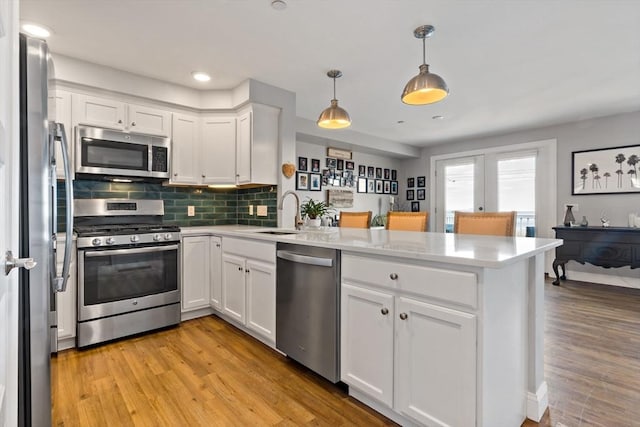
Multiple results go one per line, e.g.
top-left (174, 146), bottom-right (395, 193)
top-left (580, 216), bottom-right (588, 227)
top-left (563, 205), bottom-right (575, 226)
top-left (306, 218), bottom-right (321, 228)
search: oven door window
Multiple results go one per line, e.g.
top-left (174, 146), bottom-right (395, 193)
top-left (81, 137), bottom-right (148, 171)
top-left (83, 247), bottom-right (177, 305)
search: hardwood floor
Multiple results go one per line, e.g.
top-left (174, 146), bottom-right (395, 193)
top-left (52, 278), bottom-right (640, 426)
top-left (523, 279), bottom-right (640, 427)
top-left (51, 316), bottom-right (397, 426)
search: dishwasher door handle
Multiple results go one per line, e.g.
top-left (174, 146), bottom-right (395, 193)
top-left (277, 250), bottom-right (333, 267)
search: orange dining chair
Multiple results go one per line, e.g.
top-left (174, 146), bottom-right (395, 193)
top-left (339, 211), bottom-right (372, 229)
top-left (386, 212), bottom-right (429, 232)
top-left (453, 211), bottom-right (517, 237)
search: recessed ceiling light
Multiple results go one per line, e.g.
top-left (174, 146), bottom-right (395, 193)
top-left (21, 23), bottom-right (52, 38)
top-left (432, 115), bottom-right (444, 120)
top-left (191, 71), bottom-right (211, 82)
top-left (271, 0), bottom-right (287, 10)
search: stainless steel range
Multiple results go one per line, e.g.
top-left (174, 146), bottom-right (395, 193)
top-left (74, 199), bottom-right (181, 347)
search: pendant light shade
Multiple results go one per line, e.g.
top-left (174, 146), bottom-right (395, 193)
top-left (317, 70), bottom-right (351, 129)
top-left (401, 25), bottom-right (449, 105)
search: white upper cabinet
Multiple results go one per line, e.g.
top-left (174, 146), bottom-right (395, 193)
top-left (201, 114), bottom-right (237, 184)
top-left (48, 90), bottom-right (72, 179)
top-left (236, 103), bottom-right (280, 185)
top-left (73, 94), bottom-right (171, 137)
top-left (171, 113), bottom-right (200, 185)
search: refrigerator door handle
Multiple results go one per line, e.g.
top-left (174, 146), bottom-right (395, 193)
top-left (52, 122), bottom-right (74, 292)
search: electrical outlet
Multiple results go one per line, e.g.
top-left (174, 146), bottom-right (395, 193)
top-left (565, 203), bottom-right (579, 212)
top-left (249, 205), bottom-right (253, 215)
top-left (187, 205), bottom-right (195, 217)
top-left (257, 205), bottom-right (268, 217)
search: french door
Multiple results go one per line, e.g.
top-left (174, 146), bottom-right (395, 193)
top-left (433, 140), bottom-right (556, 239)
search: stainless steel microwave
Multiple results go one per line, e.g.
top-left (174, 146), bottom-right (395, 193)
top-left (75, 125), bottom-right (170, 180)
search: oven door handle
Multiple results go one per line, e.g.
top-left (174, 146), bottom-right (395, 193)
top-left (83, 244), bottom-right (179, 258)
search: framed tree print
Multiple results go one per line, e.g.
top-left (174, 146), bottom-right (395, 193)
top-left (572, 144), bottom-right (640, 194)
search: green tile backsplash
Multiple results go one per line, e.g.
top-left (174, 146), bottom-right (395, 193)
top-left (56, 180), bottom-right (277, 232)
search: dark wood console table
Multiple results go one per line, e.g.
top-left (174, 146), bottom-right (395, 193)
top-left (552, 226), bottom-right (640, 285)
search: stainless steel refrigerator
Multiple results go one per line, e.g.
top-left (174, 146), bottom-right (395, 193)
top-left (18, 34), bottom-right (73, 427)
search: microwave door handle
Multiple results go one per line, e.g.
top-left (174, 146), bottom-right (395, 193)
top-left (53, 122), bottom-right (74, 292)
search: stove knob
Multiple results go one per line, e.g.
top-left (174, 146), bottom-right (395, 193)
top-left (130, 235), bottom-right (140, 243)
top-left (153, 234), bottom-right (162, 241)
top-left (91, 238), bottom-right (102, 247)
top-left (106, 238), bottom-right (115, 245)
top-left (164, 233), bottom-right (172, 240)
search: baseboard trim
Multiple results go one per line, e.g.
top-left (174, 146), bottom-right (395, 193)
top-left (563, 271), bottom-right (640, 289)
top-left (526, 381), bottom-right (548, 422)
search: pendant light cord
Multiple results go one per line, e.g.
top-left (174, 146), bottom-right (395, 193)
top-left (422, 36), bottom-right (426, 66)
top-left (333, 76), bottom-right (337, 100)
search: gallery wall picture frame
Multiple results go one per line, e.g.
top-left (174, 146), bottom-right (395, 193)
top-left (345, 160), bottom-right (355, 170)
top-left (391, 181), bottom-right (398, 195)
top-left (367, 166), bottom-right (375, 178)
top-left (375, 180), bottom-right (384, 194)
top-left (298, 156), bottom-right (308, 171)
top-left (391, 169), bottom-right (397, 181)
top-left (326, 157), bottom-right (337, 168)
top-left (406, 189), bottom-right (415, 200)
top-left (309, 173), bottom-right (322, 191)
top-left (367, 179), bottom-right (376, 193)
top-left (311, 158), bottom-right (320, 172)
top-left (376, 167), bottom-right (382, 179)
top-left (572, 144), bottom-right (640, 195)
top-left (321, 169), bottom-right (332, 185)
top-left (327, 147), bottom-right (352, 160)
top-left (337, 159), bottom-right (344, 170)
top-left (357, 177), bottom-right (368, 193)
top-left (411, 201), bottom-right (420, 212)
top-left (407, 177), bottom-right (415, 188)
top-left (383, 180), bottom-right (391, 194)
top-left (417, 176), bottom-right (426, 188)
top-left (296, 172), bottom-right (309, 190)
top-left (384, 168), bottom-right (390, 180)
top-left (417, 189), bottom-right (425, 200)
top-left (358, 165), bottom-right (366, 176)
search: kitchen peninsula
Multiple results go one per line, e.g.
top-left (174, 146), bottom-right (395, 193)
top-left (180, 225), bottom-right (562, 427)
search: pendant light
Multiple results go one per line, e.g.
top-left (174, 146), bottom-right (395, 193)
top-left (401, 25), bottom-right (449, 105)
top-left (317, 69), bottom-right (351, 129)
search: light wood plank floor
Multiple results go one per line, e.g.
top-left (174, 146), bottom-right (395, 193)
top-left (53, 278), bottom-right (640, 426)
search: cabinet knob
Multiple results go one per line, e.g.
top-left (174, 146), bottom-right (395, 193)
top-left (389, 273), bottom-right (398, 280)
top-left (216, 243), bottom-right (221, 248)
top-left (117, 119), bottom-right (123, 124)
top-left (399, 313), bottom-right (408, 320)
top-left (202, 174), bottom-right (206, 178)
top-left (380, 308), bottom-right (389, 315)
top-left (245, 269), bottom-right (250, 273)
top-left (173, 173), bottom-right (178, 177)
top-left (238, 266), bottom-right (242, 271)
top-left (131, 121), bottom-right (136, 126)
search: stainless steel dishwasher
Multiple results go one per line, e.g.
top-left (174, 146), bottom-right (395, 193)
top-left (276, 243), bottom-right (340, 383)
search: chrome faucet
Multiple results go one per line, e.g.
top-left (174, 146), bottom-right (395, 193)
top-left (278, 190), bottom-right (304, 230)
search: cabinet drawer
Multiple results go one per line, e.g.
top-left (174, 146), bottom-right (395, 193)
top-left (342, 254), bottom-right (477, 309)
top-left (223, 237), bottom-right (275, 263)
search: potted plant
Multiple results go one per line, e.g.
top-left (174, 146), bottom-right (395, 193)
top-left (300, 198), bottom-right (331, 227)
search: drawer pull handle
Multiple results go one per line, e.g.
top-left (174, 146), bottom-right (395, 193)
top-left (389, 273), bottom-right (398, 280)
top-left (381, 308), bottom-right (389, 315)
top-left (399, 312), bottom-right (408, 320)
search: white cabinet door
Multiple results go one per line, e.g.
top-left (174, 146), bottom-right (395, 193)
top-left (127, 103), bottom-right (171, 136)
top-left (48, 90), bottom-right (73, 179)
top-left (222, 253), bottom-right (246, 322)
top-left (55, 238), bottom-right (77, 341)
top-left (201, 115), bottom-right (236, 184)
top-left (72, 94), bottom-right (126, 130)
top-left (181, 236), bottom-right (211, 312)
top-left (247, 103), bottom-right (279, 185)
top-left (171, 113), bottom-right (200, 185)
top-left (235, 110), bottom-right (252, 184)
top-left (341, 283), bottom-right (394, 408)
top-left (395, 297), bottom-right (477, 427)
top-left (210, 236), bottom-right (222, 310)
top-left (245, 259), bottom-right (275, 343)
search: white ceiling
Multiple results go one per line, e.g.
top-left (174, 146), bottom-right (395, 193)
top-left (20, 0), bottom-right (640, 147)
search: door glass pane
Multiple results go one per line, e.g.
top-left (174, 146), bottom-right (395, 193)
top-left (444, 163), bottom-right (475, 232)
top-left (498, 155), bottom-right (536, 236)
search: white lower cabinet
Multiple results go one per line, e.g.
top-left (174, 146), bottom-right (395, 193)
top-left (221, 237), bottom-right (276, 345)
top-left (55, 237), bottom-right (77, 349)
top-left (181, 235), bottom-right (211, 311)
top-left (341, 254), bottom-right (477, 427)
top-left (209, 236), bottom-right (222, 310)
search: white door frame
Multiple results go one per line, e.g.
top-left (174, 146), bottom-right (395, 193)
top-left (0, 0), bottom-right (20, 425)
top-left (430, 139), bottom-right (557, 270)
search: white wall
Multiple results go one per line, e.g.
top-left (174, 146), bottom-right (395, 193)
top-left (296, 140), bottom-right (401, 221)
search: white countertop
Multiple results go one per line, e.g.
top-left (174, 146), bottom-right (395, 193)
top-left (180, 225), bottom-right (562, 269)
